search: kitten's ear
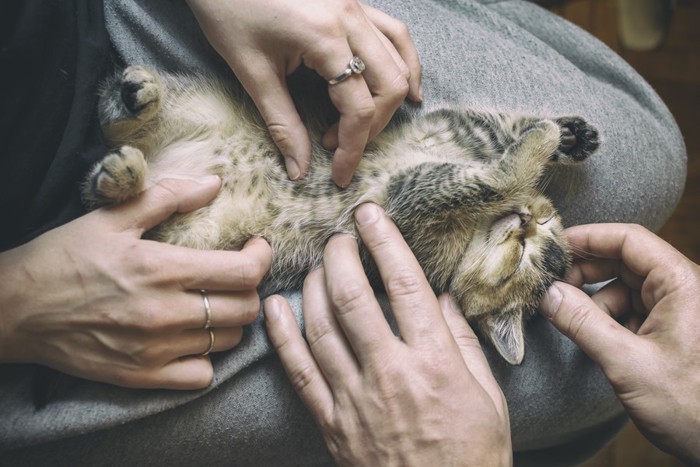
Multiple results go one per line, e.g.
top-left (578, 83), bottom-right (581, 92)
top-left (481, 311), bottom-right (525, 365)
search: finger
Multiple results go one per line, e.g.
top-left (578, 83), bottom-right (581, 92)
top-left (179, 289), bottom-right (261, 330)
top-left (345, 15), bottom-right (408, 139)
top-left (264, 295), bottom-right (334, 418)
top-left (565, 258), bottom-right (645, 292)
top-left (158, 236), bottom-right (272, 292)
top-left (326, 76), bottom-right (374, 187)
top-left (439, 296), bottom-right (509, 423)
top-left (117, 357), bottom-right (214, 390)
top-left (175, 326), bottom-right (244, 357)
top-left (438, 295), bottom-right (504, 404)
top-left (302, 268), bottom-right (361, 387)
top-left (566, 224), bottom-right (687, 278)
top-left (307, 37), bottom-right (375, 187)
top-left (105, 176), bottom-right (222, 233)
top-left (360, 4), bottom-right (422, 101)
top-left (589, 279), bottom-right (649, 332)
top-left (539, 281), bottom-right (639, 370)
top-left (354, 203), bottom-right (444, 345)
top-left (324, 16), bottom-right (411, 187)
top-left (232, 56), bottom-right (311, 180)
top-left (322, 234), bottom-right (396, 360)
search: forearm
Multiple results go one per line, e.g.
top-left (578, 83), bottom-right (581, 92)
top-left (0, 244), bottom-right (38, 363)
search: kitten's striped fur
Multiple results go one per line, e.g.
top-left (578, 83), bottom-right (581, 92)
top-left (84, 66), bottom-right (600, 364)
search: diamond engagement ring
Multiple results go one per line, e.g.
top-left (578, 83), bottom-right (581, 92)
top-left (328, 56), bottom-right (366, 85)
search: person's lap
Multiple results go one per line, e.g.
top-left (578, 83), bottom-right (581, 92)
top-left (0, 1), bottom-right (685, 465)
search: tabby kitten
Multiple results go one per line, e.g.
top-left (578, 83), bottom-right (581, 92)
top-left (84, 66), bottom-right (600, 364)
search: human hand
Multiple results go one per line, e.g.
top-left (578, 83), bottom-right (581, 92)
top-left (0, 176), bottom-right (271, 390)
top-left (264, 203), bottom-right (511, 466)
top-left (539, 223), bottom-right (700, 465)
top-left (186, 0), bottom-right (422, 187)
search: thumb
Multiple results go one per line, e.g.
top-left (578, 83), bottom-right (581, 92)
top-left (540, 282), bottom-right (634, 370)
top-left (107, 176), bottom-right (222, 233)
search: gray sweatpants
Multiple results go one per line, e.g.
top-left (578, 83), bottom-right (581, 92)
top-left (0, 0), bottom-right (686, 465)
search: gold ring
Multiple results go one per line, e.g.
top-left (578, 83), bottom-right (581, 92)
top-left (201, 328), bottom-right (215, 356)
top-left (200, 289), bottom-right (212, 329)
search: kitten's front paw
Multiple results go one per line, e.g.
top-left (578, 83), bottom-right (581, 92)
top-left (553, 117), bottom-right (600, 163)
top-left (83, 146), bottom-right (148, 207)
top-left (121, 66), bottom-right (161, 119)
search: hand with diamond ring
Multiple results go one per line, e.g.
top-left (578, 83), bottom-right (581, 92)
top-left (0, 177), bottom-right (271, 389)
top-left (186, 0), bottom-right (423, 187)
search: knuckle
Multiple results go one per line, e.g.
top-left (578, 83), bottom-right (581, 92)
top-left (384, 269), bottom-right (424, 299)
top-left (337, 0), bottom-right (362, 17)
top-left (125, 243), bottom-right (165, 279)
top-left (329, 279), bottom-right (371, 316)
top-left (287, 362), bottom-right (319, 394)
top-left (563, 303), bottom-right (595, 341)
top-left (353, 99), bottom-right (376, 123)
top-left (150, 179), bottom-right (181, 205)
top-left (393, 20), bottom-right (411, 41)
top-left (127, 303), bottom-right (164, 331)
top-left (267, 123), bottom-right (294, 150)
top-left (388, 73), bottom-right (410, 99)
top-left (305, 318), bottom-right (336, 348)
top-left (132, 344), bottom-right (161, 366)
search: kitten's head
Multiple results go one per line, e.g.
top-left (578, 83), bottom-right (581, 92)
top-left (450, 195), bottom-right (570, 364)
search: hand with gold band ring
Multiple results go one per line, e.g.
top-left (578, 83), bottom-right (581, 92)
top-left (200, 289), bottom-right (215, 356)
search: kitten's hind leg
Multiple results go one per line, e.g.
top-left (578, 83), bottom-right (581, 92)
top-left (98, 66), bottom-right (162, 140)
top-left (82, 145), bottom-right (148, 208)
top-left (552, 116), bottom-right (600, 163)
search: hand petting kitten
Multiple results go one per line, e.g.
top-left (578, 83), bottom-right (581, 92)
top-left (541, 224), bottom-right (700, 466)
top-left (186, 0), bottom-right (423, 187)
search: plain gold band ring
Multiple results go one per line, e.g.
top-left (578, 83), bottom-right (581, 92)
top-left (200, 289), bottom-right (212, 329)
top-left (201, 328), bottom-right (215, 356)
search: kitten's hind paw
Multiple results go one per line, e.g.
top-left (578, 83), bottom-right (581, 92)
top-left (83, 146), bottom-right (148, 208)
top-left (553, 117), bottom-right (600, 163)
top-left (121, 66), bottom-right (161, 119)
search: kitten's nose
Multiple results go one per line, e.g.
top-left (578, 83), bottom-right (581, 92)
top-left (519, 212), bottom-right (536, 237)
top-left (519, 212), bottom-right (532, 228)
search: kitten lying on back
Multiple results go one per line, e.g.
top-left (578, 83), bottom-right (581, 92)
top-left (84, 66), bottom-right (600, 364)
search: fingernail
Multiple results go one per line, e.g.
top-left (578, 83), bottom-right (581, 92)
top-left (418, 85), bottom-right (425, 102)
top-left (540, 283), bottom-right (563, 319)
top-left (355, 203), bottom-right (380, 226)
top-left (199, 174), bottom-right (221, 185)
top-left (284, 157), bottom-right (301, 181)
top-left (334, 175), bottom-right (352, 189)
